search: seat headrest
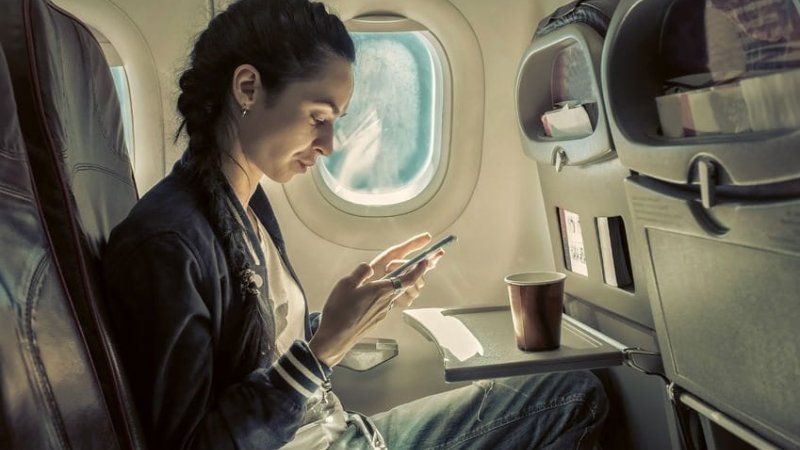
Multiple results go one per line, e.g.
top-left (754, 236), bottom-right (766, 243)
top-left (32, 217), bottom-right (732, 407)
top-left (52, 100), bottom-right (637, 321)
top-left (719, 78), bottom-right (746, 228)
top-left (0, 0), bottom-right (138, 256)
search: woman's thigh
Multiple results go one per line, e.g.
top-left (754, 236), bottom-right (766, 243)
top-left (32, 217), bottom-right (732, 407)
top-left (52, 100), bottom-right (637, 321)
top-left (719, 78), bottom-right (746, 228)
top-left (331, 371), bottom-right (608, 450)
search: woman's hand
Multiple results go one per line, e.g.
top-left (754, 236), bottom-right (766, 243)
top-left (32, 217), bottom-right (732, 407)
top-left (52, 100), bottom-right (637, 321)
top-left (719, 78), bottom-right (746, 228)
top-left (366, 233), bottom-right (444, 308)
top-left (366, 233), bottom-right (433, 279)
top-left (308, 233), bottom-right (445, 367)
top-left (309, 261), bottom-right (427, 367)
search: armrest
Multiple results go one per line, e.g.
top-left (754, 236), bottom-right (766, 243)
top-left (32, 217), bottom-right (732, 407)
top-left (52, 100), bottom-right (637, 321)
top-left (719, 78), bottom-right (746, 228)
top-left (338, 337), bottom-right (399, 371)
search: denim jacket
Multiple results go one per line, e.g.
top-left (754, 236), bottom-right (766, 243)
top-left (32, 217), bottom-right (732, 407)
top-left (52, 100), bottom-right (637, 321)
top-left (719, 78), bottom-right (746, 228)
top-left (102, 163), bottom-right (330, 450)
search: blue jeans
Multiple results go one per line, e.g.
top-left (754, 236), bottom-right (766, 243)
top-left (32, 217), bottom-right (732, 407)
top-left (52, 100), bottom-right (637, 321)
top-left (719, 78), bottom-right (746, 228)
top-left (330, 371), bottom-right (608, 450)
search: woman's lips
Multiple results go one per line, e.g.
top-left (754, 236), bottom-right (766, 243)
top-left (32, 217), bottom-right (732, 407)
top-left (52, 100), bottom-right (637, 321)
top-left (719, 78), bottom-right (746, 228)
top-left (298, 160), bottom-right (315, 172)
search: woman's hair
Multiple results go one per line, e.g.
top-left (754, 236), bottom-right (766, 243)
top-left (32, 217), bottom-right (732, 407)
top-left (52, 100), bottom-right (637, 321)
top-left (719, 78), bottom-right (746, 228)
top-left (174, 0), bottom-right (354, 376)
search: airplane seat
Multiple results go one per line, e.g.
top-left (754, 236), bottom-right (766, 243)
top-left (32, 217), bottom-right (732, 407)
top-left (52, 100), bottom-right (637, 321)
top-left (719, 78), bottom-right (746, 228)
top-left (0, 0), bottom-right (145, 448)
top-left (602, 0), bottom-right (800, 448)
top-left (0, 43), bottom-right (127, 449)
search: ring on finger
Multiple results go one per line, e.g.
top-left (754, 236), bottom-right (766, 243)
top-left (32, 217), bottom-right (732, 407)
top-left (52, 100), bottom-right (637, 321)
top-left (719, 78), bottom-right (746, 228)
top-left (390, 277), bottom-right (403, 297)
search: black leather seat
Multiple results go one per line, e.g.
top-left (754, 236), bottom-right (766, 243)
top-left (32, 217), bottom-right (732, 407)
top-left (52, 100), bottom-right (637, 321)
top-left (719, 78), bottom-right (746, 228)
top-left (0, 43), bottom-right (124, 449)
top-left (1, 0), bottom-right (144, 447)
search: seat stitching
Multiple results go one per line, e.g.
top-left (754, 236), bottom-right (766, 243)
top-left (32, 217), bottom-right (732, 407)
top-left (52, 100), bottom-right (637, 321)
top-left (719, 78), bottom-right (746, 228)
top-left (24, 255), bottom-right (73, 449)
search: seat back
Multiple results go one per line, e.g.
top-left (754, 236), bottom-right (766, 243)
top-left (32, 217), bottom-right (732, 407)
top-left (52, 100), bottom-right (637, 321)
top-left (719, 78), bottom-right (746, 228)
top-left (0, 43), bottom-right (123, 449)
top-left (602, 0), bottom-right (800, 447)
top-left (0, 0), bottom-right (144, 447)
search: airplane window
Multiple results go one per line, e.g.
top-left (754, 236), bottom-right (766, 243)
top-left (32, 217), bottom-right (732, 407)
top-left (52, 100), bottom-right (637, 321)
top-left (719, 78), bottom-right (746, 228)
top-left (110, 66), bottom-right (135, 162)
top-left (318, 31), bottom-right (444, 207)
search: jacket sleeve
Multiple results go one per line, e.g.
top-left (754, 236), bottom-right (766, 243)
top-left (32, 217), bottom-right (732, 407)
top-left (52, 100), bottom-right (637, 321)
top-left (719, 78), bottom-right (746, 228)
top-left (103, 231), bottom-right (330, 450)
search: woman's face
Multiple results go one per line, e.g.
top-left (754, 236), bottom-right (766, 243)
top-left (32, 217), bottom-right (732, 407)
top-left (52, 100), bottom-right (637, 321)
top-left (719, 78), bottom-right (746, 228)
top-left (237, 57), bottom-right (354, 183)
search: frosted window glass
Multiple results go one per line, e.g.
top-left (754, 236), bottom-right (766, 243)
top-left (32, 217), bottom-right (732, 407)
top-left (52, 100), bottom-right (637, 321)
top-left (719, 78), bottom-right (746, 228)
top-left (320, 32), bottom-right (442, 206)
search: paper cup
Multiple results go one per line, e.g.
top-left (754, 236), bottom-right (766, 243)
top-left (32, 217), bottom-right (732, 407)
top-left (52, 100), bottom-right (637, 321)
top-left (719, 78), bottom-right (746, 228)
top-left (505, 272), bottom-right (566, 351)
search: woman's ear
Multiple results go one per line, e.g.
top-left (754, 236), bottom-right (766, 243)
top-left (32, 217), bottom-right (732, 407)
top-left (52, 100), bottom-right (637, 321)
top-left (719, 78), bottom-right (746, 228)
top-left (232, 64), bottom-right (262, 109)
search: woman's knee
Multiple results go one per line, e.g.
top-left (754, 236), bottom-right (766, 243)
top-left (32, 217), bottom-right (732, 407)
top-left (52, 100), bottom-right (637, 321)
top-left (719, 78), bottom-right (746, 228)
top-left (461, 372), bottom-right (607, 448)
top-left (497, 371), bottom-right (608, 424)
top-left (564, 371), bottom-right (608, 427)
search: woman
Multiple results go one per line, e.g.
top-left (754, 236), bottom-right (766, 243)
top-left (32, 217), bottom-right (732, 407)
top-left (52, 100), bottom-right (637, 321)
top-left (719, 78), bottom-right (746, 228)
top-left (102, 0), bottom-right (608, 448)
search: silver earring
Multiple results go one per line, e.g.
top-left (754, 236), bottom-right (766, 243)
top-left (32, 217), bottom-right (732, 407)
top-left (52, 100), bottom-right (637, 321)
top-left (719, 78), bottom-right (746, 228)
top-left (241, 105), bottom-right (249, 118)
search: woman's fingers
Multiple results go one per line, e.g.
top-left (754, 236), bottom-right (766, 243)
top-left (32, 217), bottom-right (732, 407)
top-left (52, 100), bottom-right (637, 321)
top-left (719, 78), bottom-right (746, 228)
top-left (393, 286), bottom-right (420, 308)
top-left (385, 248), bottom-right (445, 275)
top-left (396, 275), bottom-right (425, 307)
top-left (347, 262), bottom-right (374, 287)
top-left (426, 249), bottom-right (445, 271)
top-left (384, 259), bottom-right (406, 273)
top-left (397, 257), bottom-right (428, 287)
top-left (369, 233), bottom-right (432, 274)
top-left (371, 258), bottom-right (425, 294)
top-left (384, 260), bottom-right (428, 309)
top-left (388, 232), bottom-right (432, 259)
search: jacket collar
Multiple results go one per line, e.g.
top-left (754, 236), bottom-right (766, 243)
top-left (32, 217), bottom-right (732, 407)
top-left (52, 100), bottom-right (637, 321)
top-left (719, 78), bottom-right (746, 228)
top-left (249, 185), bottom-right (285, 253)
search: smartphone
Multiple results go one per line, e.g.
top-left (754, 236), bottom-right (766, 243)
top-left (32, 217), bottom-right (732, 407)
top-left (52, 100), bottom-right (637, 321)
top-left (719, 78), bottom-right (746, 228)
top-left (383, 234), bottom-right (457, 279)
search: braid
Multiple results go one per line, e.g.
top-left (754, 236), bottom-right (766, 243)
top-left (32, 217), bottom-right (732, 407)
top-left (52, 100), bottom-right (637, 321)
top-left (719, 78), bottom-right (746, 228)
top-left (173, 0), bottom-right (353, 374)
top-left (176, 68), bottom-right (274, 371)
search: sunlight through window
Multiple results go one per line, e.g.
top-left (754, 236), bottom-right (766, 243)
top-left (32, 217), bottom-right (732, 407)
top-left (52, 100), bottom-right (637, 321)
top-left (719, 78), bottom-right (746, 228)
top-left (110, 66), bottom-right (134, 162)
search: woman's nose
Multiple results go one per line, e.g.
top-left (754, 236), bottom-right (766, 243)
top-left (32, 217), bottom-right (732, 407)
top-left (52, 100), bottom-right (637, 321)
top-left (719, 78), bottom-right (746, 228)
top-left (314, 125), bottom-right (335, 156)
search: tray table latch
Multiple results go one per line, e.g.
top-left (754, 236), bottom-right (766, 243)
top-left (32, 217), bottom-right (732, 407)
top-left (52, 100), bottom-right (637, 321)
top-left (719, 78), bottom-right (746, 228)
top-left (696, 158), bottom-right (718, 209)
top-left (553, 146), bottom-right (568, 172)
top-left (622, 348), bottom-right (665, 378)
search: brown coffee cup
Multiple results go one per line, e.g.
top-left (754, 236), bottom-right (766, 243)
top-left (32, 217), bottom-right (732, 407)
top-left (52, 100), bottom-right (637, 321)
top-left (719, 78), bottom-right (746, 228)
top-left (505, 272), bottom-right (566, 351)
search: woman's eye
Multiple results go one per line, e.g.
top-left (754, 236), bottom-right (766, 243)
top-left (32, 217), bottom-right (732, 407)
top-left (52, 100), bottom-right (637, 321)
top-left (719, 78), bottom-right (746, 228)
top-left (311, 115), bottom-right (327, 126)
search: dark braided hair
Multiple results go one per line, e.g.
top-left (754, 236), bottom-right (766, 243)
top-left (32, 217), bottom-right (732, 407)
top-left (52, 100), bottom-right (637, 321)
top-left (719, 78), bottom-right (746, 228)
top-left (174, 0), bottom-right (354, 375)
